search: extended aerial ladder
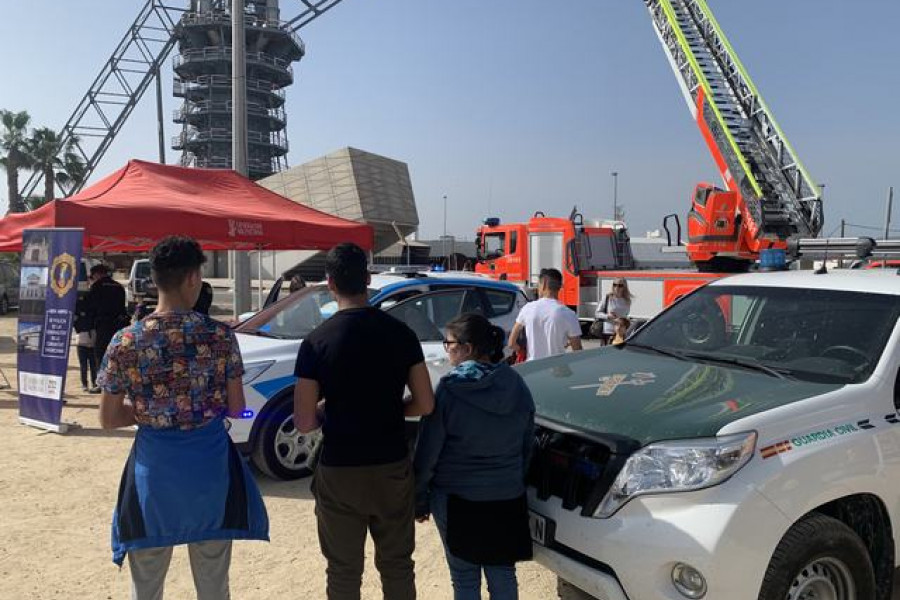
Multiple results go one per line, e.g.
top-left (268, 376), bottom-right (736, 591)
top-left (18, 0), bottom-right (346, 201)
top-left (645, 0), bottom-right (823, 270)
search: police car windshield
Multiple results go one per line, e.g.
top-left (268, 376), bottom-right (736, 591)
top-left (237, 286), bottom-right (379, 339)
top-left (628, 285), bottom-right (900, 384)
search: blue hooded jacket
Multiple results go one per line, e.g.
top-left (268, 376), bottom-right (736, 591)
top-left (414, 362), bottom-right (535, 516)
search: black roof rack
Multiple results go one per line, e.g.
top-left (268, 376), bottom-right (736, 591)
top-left (787, 237), bottom-right (900, 260)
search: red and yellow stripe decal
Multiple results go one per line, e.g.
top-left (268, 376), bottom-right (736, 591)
top-left (760, 440), bottom-right (793, 460)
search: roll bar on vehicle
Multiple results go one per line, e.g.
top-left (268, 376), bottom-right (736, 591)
top-left (787, 237), bottom-right (900, 260)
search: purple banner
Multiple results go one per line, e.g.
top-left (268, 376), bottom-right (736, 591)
top-left (17, 229), bottom-right (83, 432)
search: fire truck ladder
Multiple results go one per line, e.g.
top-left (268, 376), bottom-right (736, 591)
top-left (645, 0), bottom-right (823, 240)
top-left (19, 0), bottom-right (347, 200)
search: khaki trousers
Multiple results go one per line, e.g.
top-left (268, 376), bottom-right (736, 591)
top-left (127, 540), bottom-right (232, 600)
top-left (313, 458), bottom-right (416, 600)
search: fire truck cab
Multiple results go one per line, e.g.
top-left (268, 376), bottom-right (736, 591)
top-left (477, 212), bottom-right (637, 318)
top-left (475, 211), bottom-right (730, 325)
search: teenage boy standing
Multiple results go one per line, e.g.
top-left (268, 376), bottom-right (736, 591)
top-left (294, 243), bottom-right (435, 600)
top-left (98, 236), bottom-right (268, 600)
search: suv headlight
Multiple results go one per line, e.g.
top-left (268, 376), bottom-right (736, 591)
top-left (595, 431), bottom-right (757, 518)
top-left (242, 360), bottom-right (275, 385)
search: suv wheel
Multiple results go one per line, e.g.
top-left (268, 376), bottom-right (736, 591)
top-left (0, 295), bottom-right (8, 315)
top-left (758, 513), bottom-right (875, 600)
top-left (558, 578), bottom-right (598, 600)
top-left (251, 393), bottom-right (318, 480)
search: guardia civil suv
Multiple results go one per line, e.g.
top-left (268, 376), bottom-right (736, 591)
top-left (522, 269), bottom-right (900, 600)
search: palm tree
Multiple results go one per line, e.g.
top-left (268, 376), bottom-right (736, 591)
top-left (57, 147), bottom-right (87, 192)
top-left (29, 128), bottom-right (85, 204)
top-left (0, 110), bottom-right (33, 213)
top-left (23, 196), bottom-right (51, 211)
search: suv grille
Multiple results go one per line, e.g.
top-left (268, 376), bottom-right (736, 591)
top-left (528, 423), bottom-right (630, 516)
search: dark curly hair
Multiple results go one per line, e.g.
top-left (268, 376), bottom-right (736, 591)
top-left (150, 236), bottom-right (206, 292)
top-left (444, 313), bottom-right (505, 364)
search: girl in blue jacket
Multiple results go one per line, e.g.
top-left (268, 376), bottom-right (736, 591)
top-left (414, 313), bottom-right (535, 600)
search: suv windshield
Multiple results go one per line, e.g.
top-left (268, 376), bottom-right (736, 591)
top-left (629, 285), bottom-right (900, 384)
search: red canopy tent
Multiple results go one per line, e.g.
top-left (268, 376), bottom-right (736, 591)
top-left (0, 159), bottom-right (373, 252)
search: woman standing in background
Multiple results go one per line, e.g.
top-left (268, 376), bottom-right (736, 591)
top-left (594, 277), bottom-right (632, 345)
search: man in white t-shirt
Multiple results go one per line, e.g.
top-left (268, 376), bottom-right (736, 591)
top-left (508, 268), bottom-right (583, 361)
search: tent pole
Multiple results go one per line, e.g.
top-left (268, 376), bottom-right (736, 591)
top-left (257, 247), bottom-right (263, 310)
top-left (231, 0), bottom-right (251, 318)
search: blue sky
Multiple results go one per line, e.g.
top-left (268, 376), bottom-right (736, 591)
top-left (1, 0), bottom-right (898, 240)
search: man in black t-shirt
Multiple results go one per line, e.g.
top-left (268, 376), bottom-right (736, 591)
top-left (294, 243), bottom-right (434, 600)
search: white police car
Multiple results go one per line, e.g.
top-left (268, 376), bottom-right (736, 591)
top-left (230, 273), bottom-right (528, 479)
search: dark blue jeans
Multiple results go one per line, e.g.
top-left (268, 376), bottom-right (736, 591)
top-left (430, 490), bottom-right (518, 600)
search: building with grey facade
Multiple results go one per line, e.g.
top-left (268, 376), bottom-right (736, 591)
top-left (237, 147), bottom-right (419, 279)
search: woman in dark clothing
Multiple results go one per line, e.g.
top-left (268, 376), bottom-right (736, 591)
top-left (414, 313), bottom-right (535, 600)
top-left (73, 295), bottom-right (99, 392)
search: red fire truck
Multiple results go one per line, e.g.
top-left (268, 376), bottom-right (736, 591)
top-left (475, 209), bottom-right (728, 325)
top-left (477, 0), bottom-right (824, 325)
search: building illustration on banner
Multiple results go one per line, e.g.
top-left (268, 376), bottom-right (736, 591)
top-left (19, 267), bottom-right (48, 320)
top-left (22, 236), bottom-right (50, 266)
top-left (17, 322), bottom-right (41, 354)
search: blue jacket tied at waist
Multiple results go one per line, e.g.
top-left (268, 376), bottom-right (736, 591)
top-left (112, 418), bottom-right (269, 565)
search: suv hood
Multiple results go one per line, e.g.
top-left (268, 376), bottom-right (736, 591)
top-left (516, 347), bottom-right (842, 446)
top-left (235, 331), bottom-right (301, 363)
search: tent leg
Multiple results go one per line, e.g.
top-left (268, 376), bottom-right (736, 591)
top-left (257, 247), bottom-right (263, 311)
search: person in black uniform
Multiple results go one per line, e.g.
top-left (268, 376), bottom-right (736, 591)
top-left (86, 264), bottom-right (128, 364)
top-left (193, 281), bottom-right (213, 315)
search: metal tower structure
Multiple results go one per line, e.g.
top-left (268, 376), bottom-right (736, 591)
top-left (18, 0), bottom-right (346, 199)
top-left (173, 0), bottom-right (302, 180)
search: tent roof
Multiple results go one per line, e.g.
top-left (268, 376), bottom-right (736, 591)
top-left (0, 159), bottom-right (373, 252)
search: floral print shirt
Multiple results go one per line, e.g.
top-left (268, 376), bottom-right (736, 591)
top-left (98, 311), bottom-right (244, 430)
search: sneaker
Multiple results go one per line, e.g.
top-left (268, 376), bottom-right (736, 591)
top-left (89, 386), bottom-right (101, 394)
top-left (82, 386), bottom-right (89, 393)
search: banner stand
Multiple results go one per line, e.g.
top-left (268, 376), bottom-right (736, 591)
top-left (17, 228), bottom-right (84, 434)
top-left (18, 416), bottom-right (69, 434)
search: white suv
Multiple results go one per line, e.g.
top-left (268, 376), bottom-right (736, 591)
top-left (521, 269), bottom-right (900, 600)
top-left (125, 258), bottom-right (156, 308)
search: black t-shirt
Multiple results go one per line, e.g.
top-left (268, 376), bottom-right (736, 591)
top-left (294, 306), bottom-right (424, 467)
top-left (86, 276), bottom-right (127, 329)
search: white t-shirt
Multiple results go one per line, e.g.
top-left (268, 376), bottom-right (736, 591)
top-left (516, 298), bottom-right (582, 361)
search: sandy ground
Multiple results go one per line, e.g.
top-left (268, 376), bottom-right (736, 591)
top-left (0, 314), bottom-right (557, 599)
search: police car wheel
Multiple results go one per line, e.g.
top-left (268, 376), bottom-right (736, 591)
top-left (557, 578), bottom-right (598, 600)
top-left (758, 513), bottom-right (874, 600)
top-left (251, 394), bottom-right (313, 480)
